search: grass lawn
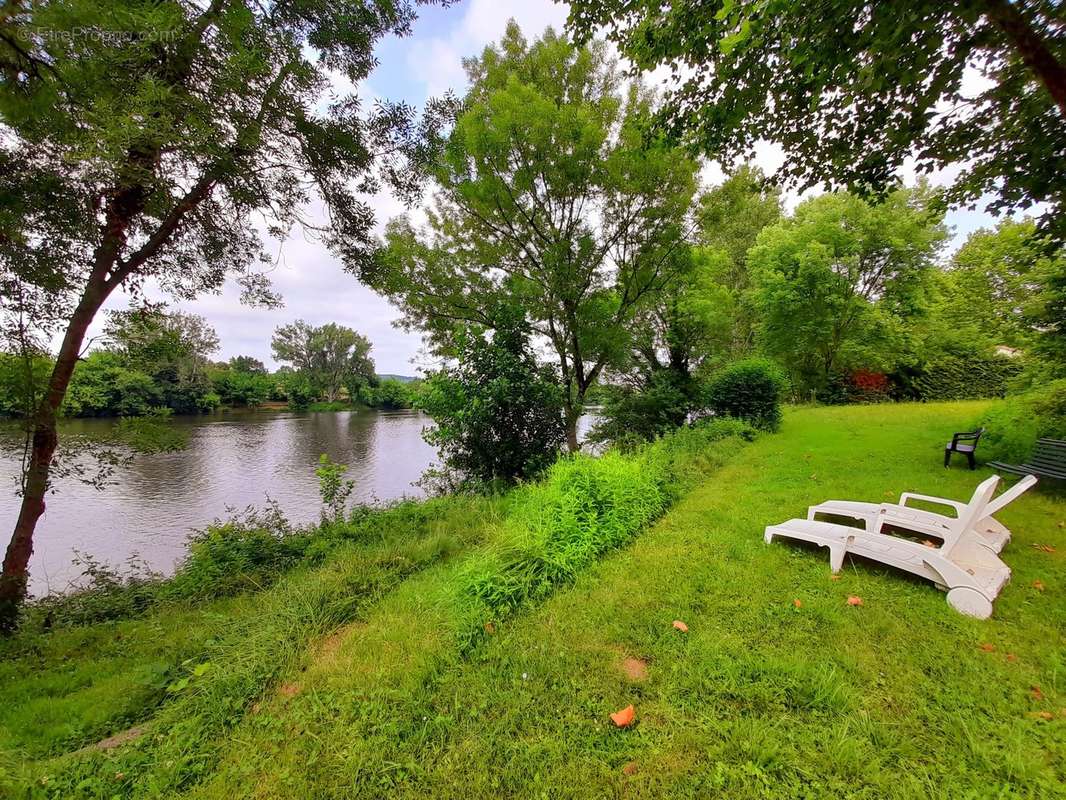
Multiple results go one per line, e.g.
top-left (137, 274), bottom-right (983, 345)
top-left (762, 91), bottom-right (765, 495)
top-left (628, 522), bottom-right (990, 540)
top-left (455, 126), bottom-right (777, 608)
top-left (6, 402), bottom-right (1065, 798)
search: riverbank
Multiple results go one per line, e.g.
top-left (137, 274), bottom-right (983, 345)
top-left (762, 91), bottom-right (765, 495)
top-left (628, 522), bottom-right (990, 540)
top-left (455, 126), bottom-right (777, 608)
top-left (3, 402), bottom-right (1064, 798)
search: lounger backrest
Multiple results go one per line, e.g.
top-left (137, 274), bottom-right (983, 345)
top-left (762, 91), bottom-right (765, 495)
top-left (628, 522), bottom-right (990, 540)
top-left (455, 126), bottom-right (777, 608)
top-left (943, 476), bottom-right (1000, 553)
top-left (981, 474), bottom-right (1038, 519)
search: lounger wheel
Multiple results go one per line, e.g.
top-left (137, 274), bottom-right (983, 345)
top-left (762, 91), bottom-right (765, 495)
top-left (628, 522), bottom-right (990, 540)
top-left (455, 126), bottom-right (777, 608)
top-left (946, 587), bottom-right (993, 620)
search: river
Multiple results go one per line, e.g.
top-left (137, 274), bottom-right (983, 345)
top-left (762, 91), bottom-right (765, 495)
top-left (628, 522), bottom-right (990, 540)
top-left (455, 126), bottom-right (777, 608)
top-left (0, 409), bottom-right (598, 596)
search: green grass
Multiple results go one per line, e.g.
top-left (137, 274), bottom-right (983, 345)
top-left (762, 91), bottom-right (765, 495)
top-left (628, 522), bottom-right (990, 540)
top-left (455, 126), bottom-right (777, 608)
top-left (5, 402), bottom-right (1065, 798)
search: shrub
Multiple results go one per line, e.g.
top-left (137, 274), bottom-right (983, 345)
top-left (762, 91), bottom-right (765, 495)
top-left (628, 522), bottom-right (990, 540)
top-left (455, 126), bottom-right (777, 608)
top-left (909, 352), bottom-right (1022, 401)
top-left (704, 357), bottom-right (788, 430)
top-left (977, 379), bottom-right (1066, 463)
top-left (589, 368), bottom-right (697, 445)
top-left (419, 310), bottom-right (565, 488)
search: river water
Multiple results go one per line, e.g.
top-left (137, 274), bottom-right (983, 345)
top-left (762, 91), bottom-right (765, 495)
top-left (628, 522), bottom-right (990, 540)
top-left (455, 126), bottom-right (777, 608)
top-left (0, 409), bottom-right (598, 595)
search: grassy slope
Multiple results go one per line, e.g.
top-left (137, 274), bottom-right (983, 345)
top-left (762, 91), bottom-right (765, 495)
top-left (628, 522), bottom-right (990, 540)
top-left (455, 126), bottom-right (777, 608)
top-left (187, 401), bottom-right (1064, 799)
top-left (6, 402), bottom-right (1063, 798)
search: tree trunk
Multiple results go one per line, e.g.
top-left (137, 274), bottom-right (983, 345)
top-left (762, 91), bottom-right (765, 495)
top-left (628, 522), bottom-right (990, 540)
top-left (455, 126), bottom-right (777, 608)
top-left (983, 0), bottom-right (1066, 118)
top-left (0, 283), bottom-right (107, 632)
top-left (564, 402), bottom-right (581, 453)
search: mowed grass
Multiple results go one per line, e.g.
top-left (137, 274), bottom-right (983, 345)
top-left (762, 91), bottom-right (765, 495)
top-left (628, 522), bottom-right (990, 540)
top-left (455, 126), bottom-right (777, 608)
top-left (6, 402), bottom-right (1064, 799)
top-left (184, 402), bottom-right (1065, 799)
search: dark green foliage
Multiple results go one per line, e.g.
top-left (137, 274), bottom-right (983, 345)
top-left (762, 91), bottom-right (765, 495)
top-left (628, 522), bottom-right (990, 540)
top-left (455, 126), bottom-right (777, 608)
top-left (704, 358), bottom-right (788, 431)
top-left (568, 0), bottom-right (1066, 243)
top-left (358, 378), bottom-right (416, 409)
top-left (977, 379), bottom-right (1066, 463)
top-left (278, 370), bottom-right (317, 411)
top-left (419, 312), bottom-right (566, 488)
top-left (909, 353), bottom-right (1024, 402)
top-left (271, 321), bottom-right (376, 404)
top-left (590, 368), bottom-right (697, 445)
top-left (210, 365), bottom-right (275, 408)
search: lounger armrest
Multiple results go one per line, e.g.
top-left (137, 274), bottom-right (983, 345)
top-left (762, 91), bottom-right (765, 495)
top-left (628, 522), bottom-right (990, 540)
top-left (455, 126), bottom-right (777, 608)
top-left (898, 492), bottom-right (966, 514)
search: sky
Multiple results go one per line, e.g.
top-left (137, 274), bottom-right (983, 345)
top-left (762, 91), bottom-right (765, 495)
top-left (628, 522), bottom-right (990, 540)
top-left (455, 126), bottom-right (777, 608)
top-left (89, 0), bottom-right (1015, 375)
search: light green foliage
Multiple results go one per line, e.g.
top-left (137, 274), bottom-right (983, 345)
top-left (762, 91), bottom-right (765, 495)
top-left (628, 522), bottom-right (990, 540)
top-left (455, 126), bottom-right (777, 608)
top-left (977, 379), bottom-right (1066, 463)
top-left (315, 454), bottom-right (355, 523)
top-left (936, 218), bottom-right (1059, 349)
top-left (271, 321), bottom-right (375, 404)
top-left (749, 188), bottom-right (947, 394)
top-left (371, 23), bottom-right (699, 449)
top-left (568, 0), bottom-right (1066, 243)
top-left (63, 352), bottom-right (160, 417)
top-left (357, 378), bottom-right (416, 410)
top-left (209, 357), bottom-right (275, 408)
top-left (0, 352), bottom-right (52, 418)
top-left (704, 357), bottom-right (788, 431)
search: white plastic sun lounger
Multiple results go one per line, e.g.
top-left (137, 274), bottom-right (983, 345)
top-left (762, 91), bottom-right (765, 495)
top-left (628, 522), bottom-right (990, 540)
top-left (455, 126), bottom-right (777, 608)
top-left (806, 475), bottom-right (1038, 553)
top-left (765, 476), bottom-right (1009, 619)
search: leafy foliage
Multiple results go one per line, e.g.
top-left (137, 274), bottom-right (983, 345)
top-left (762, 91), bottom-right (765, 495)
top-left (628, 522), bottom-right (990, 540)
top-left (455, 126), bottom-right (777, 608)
top-left (704, 357), bottom-right (788, 431)
top-left (568, 0), bottom-right (1066, 243)
top-left (419, 311), bottom-right (565, 488)
top-left (315, 454), bottom-right (355, 523)
top-left (272, 321), bottom-right (376, 403)
top-left (909, 353), bottom-right (1023, 402)
top-left (370, 23), bottom-right (699, 449)
top-left (976, 379), bottom-right (1066, 463)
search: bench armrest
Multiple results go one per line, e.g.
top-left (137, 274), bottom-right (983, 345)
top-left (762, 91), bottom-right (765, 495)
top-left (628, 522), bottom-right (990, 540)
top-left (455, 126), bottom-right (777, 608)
top-left (898, 492), bottom-right (966, 514)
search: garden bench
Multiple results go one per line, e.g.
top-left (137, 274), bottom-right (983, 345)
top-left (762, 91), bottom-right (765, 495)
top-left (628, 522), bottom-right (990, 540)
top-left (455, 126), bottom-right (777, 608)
top-left (945, 428), bottom-right (984, 470)
top-left (989, 438), bottom-right (1066, 481)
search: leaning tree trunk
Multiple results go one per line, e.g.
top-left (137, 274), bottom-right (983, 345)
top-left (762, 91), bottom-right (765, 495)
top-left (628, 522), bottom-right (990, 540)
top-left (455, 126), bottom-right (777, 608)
top-left (563, 401), bottom-right (581, 454)
top-left (983, 0), bottom-right (1066, 118)
top-left (0, 283), bottom-right (109, 631)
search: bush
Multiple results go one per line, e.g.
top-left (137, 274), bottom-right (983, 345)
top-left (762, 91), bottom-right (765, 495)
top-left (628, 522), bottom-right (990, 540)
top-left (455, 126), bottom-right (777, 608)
top-left (464, 418), bottom-right (755, 615)
top-left (908, 352), bottom-right (1023, 401)
top-left (589, 368), bottom-right (696, 445)
top-left (976, 379), bottom-right (1066, 463)
top-left (419, 310), bottom-right (565, 488)
top-left (704, 357), bottom-right (788, 431)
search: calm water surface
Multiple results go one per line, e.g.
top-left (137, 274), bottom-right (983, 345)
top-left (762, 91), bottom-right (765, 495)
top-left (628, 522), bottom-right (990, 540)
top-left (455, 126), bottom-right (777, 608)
top-left (0, 409), bottom-right (597, 595)
top-left (0, 409), bottom-right (439, 595)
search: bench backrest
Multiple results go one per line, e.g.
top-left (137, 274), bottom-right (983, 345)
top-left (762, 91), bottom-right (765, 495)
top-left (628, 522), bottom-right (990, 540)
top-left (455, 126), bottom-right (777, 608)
top-left (1033, 438), bottom-right (1066, 464)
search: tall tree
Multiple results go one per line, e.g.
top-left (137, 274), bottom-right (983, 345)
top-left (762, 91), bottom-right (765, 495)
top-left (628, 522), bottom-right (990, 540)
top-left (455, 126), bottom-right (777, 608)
top-left (271, 321), bottom-right (375, 402)
top-left (937, 219), bottom-right (1056, 348)
top-left (749, 188), bottom-right (948, 393)
top-left (0, 0), bottom-right (442, 630)
top-left (369, 24), bottom-right (700, 450)
top-left (568, 0), bottom-right (1066, 243)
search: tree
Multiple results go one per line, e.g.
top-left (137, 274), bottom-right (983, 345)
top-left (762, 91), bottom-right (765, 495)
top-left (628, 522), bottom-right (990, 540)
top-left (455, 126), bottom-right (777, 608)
top-left (418, 308), bottom-right (565, 488)
top-left (568, 0), bottom-right (1066, 243)
top-left (271, 321), bottom-right (375, 402)
top-left (749, 188), bottom-right (948, 394)
top-left (369, 24), bottom-right (700, 450)
top-left (937, 219), bottom-right (1056, 348)
top-left (229, 355), bottom-right (266, 375)
top-left (0, 0), bottom-right (441, 630)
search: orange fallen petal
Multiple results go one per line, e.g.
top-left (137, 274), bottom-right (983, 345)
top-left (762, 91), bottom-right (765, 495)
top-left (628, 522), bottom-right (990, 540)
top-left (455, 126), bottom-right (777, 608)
top-left (1032, 580), bottom-right (1046, 591)
top-left (1031, 685), bottom-right (1045, 701)
top-left (672, 620), bottom-right (688, 633)
top-left (979, 643), bottom-right (995, 653)
top-left (846, 596), bottom-right (863, 606)
top-left (830, 574), bottom-right (841, 581)
top-left (622, 762), bottom-right (639, 776)
top-left (921, 540), bottom-right (937, 548)
top-left (1028, 711), bottom-right (1054, 721)
top-left (793, 599), bottom-right (802, 608)
top-left (484, 621), bottom-right (496, 634)
top-left (610, 704), bottom-right (636, 728)
top-left (1032, 543), bottom-right (1056, 553)
top-left (1006, 653), bottom-right (1019, 663)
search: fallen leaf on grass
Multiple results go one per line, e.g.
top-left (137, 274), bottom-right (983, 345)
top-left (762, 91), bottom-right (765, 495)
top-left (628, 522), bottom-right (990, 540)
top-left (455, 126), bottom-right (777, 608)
top-left (622, 762), bottom-right (639, 776)
top-left (1031, 685), bottom-right (1045, 701)
top-left (1032, 544), bottom-right (1057, 553)
top-left (1006, 653), bottom-right (1019, 663)
top-left (846, 596), bottom-right (863, 606)
top-left (672, 620), bottom-right (688, 633)
top-left (793, 599), bottom-right (802, 608)
top-left (1028, 711), bottom-right (1054, 721)
top-left (610, 705), bottom-right (636, 728)
top-left (484, 621), bottom-right (496, 634)
top-left (1031, 580), bottom-right (1046, 591)
top-left (979, 643), bottom-right (996, 653)
top-left (830, 574), bottom-right (841, 581)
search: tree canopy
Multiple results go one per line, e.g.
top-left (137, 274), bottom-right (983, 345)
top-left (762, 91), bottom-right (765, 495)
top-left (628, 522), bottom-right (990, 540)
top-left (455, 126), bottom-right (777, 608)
top-left (271, 321), bottom-right (375, 403)
top-left (368, 23), bottom-right (700, 450)
top-left (567, 0), bottom-right (1066, 242)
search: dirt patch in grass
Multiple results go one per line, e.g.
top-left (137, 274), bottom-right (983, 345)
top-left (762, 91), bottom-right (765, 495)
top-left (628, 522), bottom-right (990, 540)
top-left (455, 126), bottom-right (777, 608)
top-left (621, 656), bottom-right (649, 681)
